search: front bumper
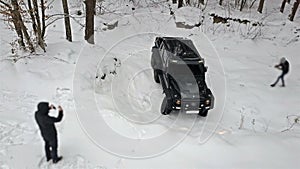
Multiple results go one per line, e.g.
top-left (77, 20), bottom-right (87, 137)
top-left (172, 99), bottom-right (211, 111)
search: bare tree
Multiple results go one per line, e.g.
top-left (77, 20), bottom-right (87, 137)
top-left (12, 0), bottom-right (35, 52)
top-left (41, 0), bottom-right (46, 38)
top-left (62, 0), bottom-right (72, 42)
top-left (23, 0), bottom-right (47, 51)
top-left (27, 0), bottom-right (37, 34)
top-left (0, 0), bottom-right (35, 52)
top-left (257, 0), bottom-right (265, 13)
top-left (85, 0), bottom-right (96, 44)
top-left (250, 0), bottom-right (258, 8)
top-left (289, 0), bottom-right (300, 21)
top-left (178, 0), bottom-right (183, 8)
top-left (0, 0), bottom-right (68, 53)
top-left (235, 0), bottom-right (239, 8)
top-left (280, 0), bottom-right (287, 12)
top-left (32, 0), bottom-right (46, 51)
top-left (240, 0), bottom-right (247, 11)
top-left (219, 0), bottom-right (223, 5)
top-left (0, 0), bottom-right (25, 48)
top-left (186, 0), bottom-right (190, 5)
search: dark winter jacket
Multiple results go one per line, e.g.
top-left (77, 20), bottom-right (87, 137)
top-left (279, 60), bottom-right (290, 74)
top-left (35, 102), bottom-right (63, 141)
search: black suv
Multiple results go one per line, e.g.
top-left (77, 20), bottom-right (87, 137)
top-left (151, 37), bottom-right (214, 117)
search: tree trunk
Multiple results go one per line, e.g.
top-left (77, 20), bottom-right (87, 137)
top-left (41, 0), bottom-right (46, 38)
top-left (280, 0), bottom-right (287, 13)
top-left (85, 0), bottom-right (96, 44)
top-left (287, 0), bottom-right (291, 3)
top-left (62, 0), bottom-right (72, 42)
top-left (32, 0), bottom-right (45, 51)
top-left (289, 0), bottom-right (300, 21)
top-left (27, 0), bottom-right (37, 34)
top-left (240, 0), bottom-right (246, 11)
top-left (250, 0), bottom-right (258, 8)
top-left (172, 0), bottom-right (177, 4)
top-left (178, 0), bottom-right (183, 8)
top-left (219, 0), bottom-right (223, 5)
top-left (235, 0), bottom-right (239, 8)
top-left (257, 0), bottom-right (265, 13)
top-left (10, 6), bottom-right (25, 48)
top-left (32, 0), bottom-right (41, 39)
top-left (11, 0), bottom-right (34, 52)
top-left (186, 0), bottom-right (190, 5)
top-left (20, 16), bottom-right (35, 52)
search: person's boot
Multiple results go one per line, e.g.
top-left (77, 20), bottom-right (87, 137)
top-left (53, 156), bottom-right (63, 164)
top-left (46, 157), bottom-right (51, 162)
top-left (270, 84), bottom-right (276, 87)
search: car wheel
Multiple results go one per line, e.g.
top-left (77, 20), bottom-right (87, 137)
top-left (154, 70), bottom-right (160, 83)
top-left (199, 110), bottom-right (208, 117)
top-left (161, 97), bottom-right (172, 115)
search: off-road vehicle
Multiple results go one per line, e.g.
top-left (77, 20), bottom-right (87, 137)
top-left (151, 37), bottom-right (214, 117)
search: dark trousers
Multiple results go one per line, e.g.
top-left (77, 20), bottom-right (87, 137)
top-left (272, 72), bottom-right (286, 86)
top-left (44, 138), bottom-right (58, 160)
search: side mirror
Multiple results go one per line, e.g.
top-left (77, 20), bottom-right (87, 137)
top-left (205, 66), bottom-right (208, 72)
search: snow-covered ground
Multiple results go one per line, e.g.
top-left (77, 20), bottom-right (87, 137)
top-left (1, 0), bottom-right (300, 168)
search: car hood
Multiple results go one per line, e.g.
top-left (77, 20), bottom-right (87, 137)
top-left (176, 79), bottom-right (206, 99)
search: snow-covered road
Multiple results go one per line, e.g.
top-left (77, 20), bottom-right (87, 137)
top-left (1, 0), bottom-right (300, 168)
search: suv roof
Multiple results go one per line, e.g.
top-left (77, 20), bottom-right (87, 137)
top-left (158, 37), bottom-right (203, 61)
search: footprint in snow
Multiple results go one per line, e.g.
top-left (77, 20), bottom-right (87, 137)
top-left (38, 155), bottom-right (106, 169)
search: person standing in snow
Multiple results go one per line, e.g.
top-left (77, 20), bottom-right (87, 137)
top-left (271, 57), bottom-right (290, 87)
top-left (35, 102), bottom-right (64, 163)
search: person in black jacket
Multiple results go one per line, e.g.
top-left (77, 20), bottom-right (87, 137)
top-left (271, 57), bottom-right (290, 87)
top-left (35, 102), bottom-right (64, 163)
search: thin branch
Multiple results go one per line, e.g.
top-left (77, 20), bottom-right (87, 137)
top-left (250, 0), bottom-right (258, 8)
top-left (281, 115), bottom-right (300, 132)
top-left (46, 13), bottom-right (84, 19)
top-left (0, 0), bottom-right (11, 8)
top-left (281, 123), bottom-right (297, 132)
top-left (45, 16), bottom-right (63, 27)
top-left (46, 14), bottom-right (84, 27)
top-left (201, 0), bottom-right (208, 11)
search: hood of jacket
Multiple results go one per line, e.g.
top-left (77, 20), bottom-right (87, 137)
top-left (280, 57), bottom-right (286, 64)
top-left (37, 102), bottom-right (49, 115)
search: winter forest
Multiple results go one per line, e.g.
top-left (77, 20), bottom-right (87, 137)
top-left (0, 0), bottom-right (299, 168)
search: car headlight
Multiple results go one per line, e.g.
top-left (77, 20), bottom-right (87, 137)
top-left (205, 99), bottom-right (210, 105)
top-left (176, 100), bottom-right (181, 105)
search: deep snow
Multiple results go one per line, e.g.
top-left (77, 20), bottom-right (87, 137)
top-left (0, 0), bottom-right (300, 168)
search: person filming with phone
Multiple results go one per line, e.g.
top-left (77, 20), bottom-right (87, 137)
top-left (35, 102), bottom-right (64, 163)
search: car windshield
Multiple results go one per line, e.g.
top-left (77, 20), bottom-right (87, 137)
top-left (165, 40), bottom-right (198, 57)
top-left (168, 63), bottom-right (205, 77)
top-left (168, 63), bottom-right (207, 91)
top-left (169, 74), bottom-right (207, 97)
